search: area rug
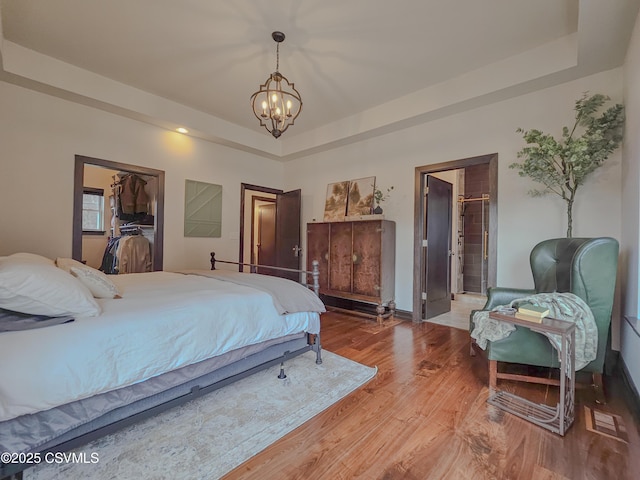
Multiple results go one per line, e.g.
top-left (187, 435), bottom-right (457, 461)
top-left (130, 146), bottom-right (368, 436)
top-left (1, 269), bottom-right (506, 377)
top-left (24, 351), bottom-right (376, 480)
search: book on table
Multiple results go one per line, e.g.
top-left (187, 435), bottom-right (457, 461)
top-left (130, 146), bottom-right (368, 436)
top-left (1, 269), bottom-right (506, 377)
top-left (514, 311), bottom-right (544, 323)
top-left (517, 303), bottom-right (549, 318)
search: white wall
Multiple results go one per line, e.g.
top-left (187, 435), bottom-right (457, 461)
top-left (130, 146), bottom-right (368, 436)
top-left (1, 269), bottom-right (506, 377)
top-left (285, 69), bottom-right (624, 319)
top-left (0, 81), bottom-right (284, 271)
top-left (621, 9), bottom-right (640, 392)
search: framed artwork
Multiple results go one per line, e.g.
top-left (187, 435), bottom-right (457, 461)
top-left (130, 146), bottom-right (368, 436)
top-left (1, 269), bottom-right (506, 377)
top-left (184, 180), bottom-right (223, 237)
top-left (346, 176), bottom-right (375, 216)
top-left (323, 181), bottom-right (350, 221)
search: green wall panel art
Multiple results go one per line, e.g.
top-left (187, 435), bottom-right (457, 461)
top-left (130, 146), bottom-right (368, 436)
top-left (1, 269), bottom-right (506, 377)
top-left (184, 180), bottom-right (222, 237)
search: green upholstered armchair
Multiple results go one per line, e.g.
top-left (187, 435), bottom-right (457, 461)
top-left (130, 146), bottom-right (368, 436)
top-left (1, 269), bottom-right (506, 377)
top-left (471, 237), bottom-right (619, 399)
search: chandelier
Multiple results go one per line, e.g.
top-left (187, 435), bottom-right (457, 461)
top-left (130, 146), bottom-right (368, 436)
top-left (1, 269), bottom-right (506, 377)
top-left (250, 31), bottom-right (302, 138)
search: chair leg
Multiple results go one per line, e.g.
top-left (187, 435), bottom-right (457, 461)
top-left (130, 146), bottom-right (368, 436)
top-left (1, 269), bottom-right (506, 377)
top-left (469, 340), bottom-right (477, 356)
top-left (489, 360), bottom-right (497, 389)
top-left (592, 372), bottom-right (606, 405)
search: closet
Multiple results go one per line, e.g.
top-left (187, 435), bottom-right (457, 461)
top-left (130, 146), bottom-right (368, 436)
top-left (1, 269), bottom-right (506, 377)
top-left (99, 173), bottom-right (155, 273)
top-left (73, 155), bottom-right (165, 272)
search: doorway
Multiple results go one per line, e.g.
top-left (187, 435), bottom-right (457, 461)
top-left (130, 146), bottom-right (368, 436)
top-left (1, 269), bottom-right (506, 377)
top-left (72, 155), bottom-right (165, 271)
top-left (413, 154), bottom-right (497, 322)
top-left (252, 196), bottom-right (277, 274)
top-left (240, 183), bottom-right (302, 281)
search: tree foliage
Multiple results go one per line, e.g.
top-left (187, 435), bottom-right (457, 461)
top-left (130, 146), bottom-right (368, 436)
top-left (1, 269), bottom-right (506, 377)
top-left (373, 185), bottom-right (394, 206)
top-left (510, 93), bottom-right (624, 237)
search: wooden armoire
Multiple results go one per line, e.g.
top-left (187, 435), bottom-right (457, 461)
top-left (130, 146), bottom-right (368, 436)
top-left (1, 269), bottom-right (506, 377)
top-left (306, 219), bottom-right (395, 314)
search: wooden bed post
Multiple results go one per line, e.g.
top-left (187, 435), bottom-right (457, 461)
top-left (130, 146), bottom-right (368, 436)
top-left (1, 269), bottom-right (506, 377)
top-left (210, 252), bottom-right (216, 270)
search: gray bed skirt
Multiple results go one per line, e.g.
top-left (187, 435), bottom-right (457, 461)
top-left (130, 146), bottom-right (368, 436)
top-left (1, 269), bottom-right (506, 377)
top-left (0, 332), bottom-right (319, 477)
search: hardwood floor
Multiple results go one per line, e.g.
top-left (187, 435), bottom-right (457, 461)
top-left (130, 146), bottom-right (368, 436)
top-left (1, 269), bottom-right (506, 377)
top-left (225, 311), bottom-right (640, 479)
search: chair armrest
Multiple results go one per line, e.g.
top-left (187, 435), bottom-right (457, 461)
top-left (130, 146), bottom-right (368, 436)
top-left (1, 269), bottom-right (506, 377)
top-left (483, 287), bottom-right (536, 310)
top-left (468, 287), bottom-right (536, 334)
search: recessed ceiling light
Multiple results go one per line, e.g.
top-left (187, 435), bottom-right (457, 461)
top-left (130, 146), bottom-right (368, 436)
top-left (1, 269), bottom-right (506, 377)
top-left (176, 127), bottom-right (189, 134)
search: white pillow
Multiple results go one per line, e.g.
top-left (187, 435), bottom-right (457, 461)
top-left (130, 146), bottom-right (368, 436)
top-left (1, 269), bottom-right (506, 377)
top-left (0, 254), bottom-right (101, 317)
top-left (56, 257), bottom-right (121, 299)
top-left (69, 266), bottom-right (121, 299)
top-left (55, 257), bottom-right (87, 273)
top-left (12, 252), bottom-right (55, 265)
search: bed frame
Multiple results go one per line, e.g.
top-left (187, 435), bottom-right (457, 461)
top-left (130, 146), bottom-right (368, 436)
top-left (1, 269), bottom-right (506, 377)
top-left (209, 252), bottom-right (323, 365)
top-left (0, 256), bottom-right (323, 479)
top-left (210, 251), bottom-right (321, 295)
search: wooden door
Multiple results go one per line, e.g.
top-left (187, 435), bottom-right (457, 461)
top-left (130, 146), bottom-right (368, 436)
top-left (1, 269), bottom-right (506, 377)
top-left (306, 223), bottom-right (330, 292)
top-left (275, 189), bottom-right (301, 281)
top-left (329, 222), bottom-right (353, 293)
top-left (424, 175), bottom-right (452, 319)
top-left (352, 221), bottom-right (381, 297)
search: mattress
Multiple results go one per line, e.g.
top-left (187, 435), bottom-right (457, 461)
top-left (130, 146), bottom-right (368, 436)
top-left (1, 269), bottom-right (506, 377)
top-left (0, 272), bottom-right (320, 421)
top-left (0, 333), bottom-right (309, 456)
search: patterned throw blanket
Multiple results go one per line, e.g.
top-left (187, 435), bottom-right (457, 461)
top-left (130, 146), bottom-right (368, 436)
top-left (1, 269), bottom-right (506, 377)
top-left (471, 292), bottom-right (597, 370)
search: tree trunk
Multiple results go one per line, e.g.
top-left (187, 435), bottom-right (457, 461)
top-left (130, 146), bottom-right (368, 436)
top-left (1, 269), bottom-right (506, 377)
top-left (566, 199), bottom-right (573, 238)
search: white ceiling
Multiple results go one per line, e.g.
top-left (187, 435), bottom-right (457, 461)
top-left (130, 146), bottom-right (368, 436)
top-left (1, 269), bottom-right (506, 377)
top-left (1, 0), bottom-right (638, 160)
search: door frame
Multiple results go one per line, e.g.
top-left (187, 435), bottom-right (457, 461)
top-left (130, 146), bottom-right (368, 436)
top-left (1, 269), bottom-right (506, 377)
top-left (239, 183), bottom-right (283, 270)
top-left (412, 153), bottom-right (498, 323)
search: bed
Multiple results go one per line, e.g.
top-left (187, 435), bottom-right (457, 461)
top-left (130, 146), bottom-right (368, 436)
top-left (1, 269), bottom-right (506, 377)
top-left (0, 253), bottom-right (324, 478)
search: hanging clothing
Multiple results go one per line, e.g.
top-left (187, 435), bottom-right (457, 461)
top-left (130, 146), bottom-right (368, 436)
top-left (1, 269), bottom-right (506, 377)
top-left (116, 235), bottom-right (152, 273)
top-left (119, 174), bottom-right (149, 216)
top-left (100, 234), bottom-right (152, 274)
top-left (100, 236), bottom-right (121, 274)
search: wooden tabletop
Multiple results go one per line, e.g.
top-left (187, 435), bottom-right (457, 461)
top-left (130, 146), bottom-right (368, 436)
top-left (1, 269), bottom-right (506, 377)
top-left (489, 311), bottom-right (576, 334)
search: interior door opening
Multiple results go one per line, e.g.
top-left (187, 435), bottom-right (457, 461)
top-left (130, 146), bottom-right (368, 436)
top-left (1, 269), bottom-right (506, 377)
top-left (253, 197), bottom-right (277, 275)
top-left (413, 154), bottom-right (497, 323)
top-left (240, 183), bottom-right (302, 280)
top-left (72, 155), bottom-right (165, 272)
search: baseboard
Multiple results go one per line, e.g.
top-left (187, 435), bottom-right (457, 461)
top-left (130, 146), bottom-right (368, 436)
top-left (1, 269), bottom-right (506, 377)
top-left (619, 357), bottom-right (640, 422)
top-left (393, 309), bottom-right (413, 321)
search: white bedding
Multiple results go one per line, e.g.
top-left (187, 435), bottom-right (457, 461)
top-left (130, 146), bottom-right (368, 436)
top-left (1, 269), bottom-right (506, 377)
top-left (0, 272), bottom-right (320, 422)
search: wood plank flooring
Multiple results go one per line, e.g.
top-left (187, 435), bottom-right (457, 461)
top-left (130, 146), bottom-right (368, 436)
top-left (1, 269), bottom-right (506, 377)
top-left (224, 311), bottom-right (640, 479)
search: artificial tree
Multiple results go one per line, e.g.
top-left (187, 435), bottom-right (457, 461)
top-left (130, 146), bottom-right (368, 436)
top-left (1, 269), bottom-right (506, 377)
top-left (510, 93), bottom-right (624, 237)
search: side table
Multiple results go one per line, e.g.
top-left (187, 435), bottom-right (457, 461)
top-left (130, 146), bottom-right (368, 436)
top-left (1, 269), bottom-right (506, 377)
top-left (487, 311), bottom-right (576, 436)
